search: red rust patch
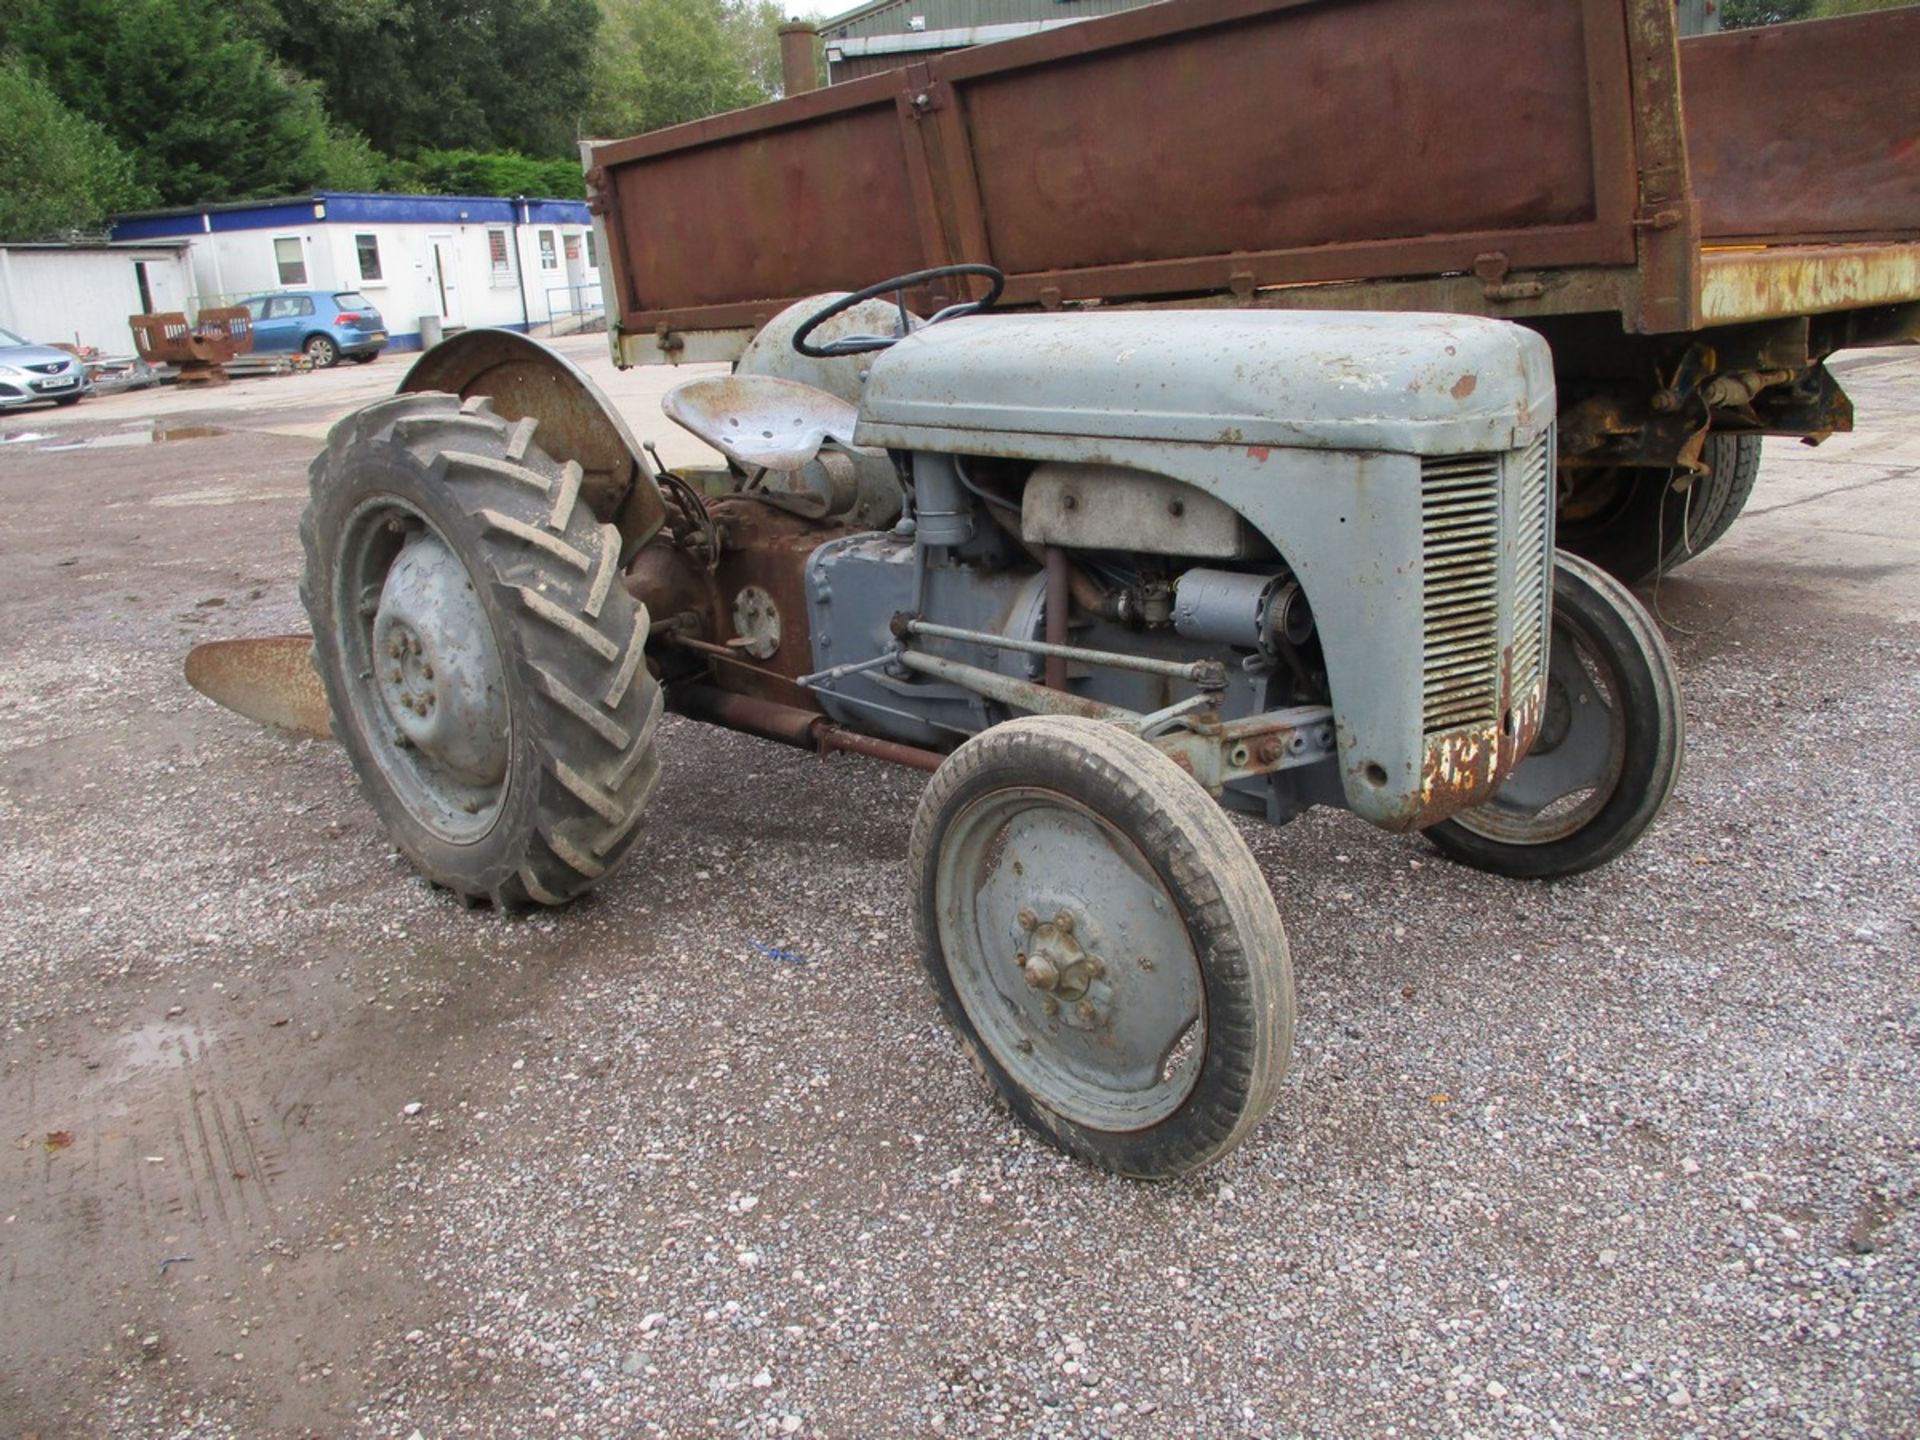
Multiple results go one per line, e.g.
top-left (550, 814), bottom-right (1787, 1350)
top-left (1450, 373), bottom-right (1479, 399)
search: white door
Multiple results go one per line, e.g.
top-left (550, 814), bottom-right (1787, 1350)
top-left (428, 234), bottom-right (463, 326)
top-left (141, 261), bottom-right (184, 314)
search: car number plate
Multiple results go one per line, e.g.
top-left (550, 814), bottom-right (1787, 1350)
top-left (366, 331), bottom-right (387, 342)
top-left (40, 376), bottom-right (77, 389)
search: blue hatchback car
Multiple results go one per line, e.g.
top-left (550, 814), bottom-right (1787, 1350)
top-left (239, 290), bottom-right (387, 367)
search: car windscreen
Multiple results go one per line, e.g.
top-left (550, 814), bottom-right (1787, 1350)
top-left (333, 293), bottom-right (376, 312)
top-left (0, 326), bottom-right (26, 347)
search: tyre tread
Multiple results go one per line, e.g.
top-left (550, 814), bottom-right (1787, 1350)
top-left (300, 390), bottom-right (660, 907)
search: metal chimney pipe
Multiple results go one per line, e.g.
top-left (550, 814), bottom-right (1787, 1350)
top-left (778, 21), bottom-right (821, 95)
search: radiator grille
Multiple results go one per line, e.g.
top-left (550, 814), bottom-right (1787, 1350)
top-left (1510, 428), bottom-right (1554, 690)
top-left (1421, 454), bottom-right (1502, 734)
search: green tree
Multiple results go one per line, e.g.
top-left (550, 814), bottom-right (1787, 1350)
top-left (0, 59), bottom-right (153, 239)
top-left (7, 0), bottom-right (372, 205)
top-left (1718, 0), bottom-right (1817, 23)
top-left (400, 149), bottom-right (589, 200)
top-left (1721, 0), bottom-right (1913, 23)
top-left (720, 0), bottom-right (793, 99)
top-left (586, 0), bottom-right (773, 138)
top-left (253, 0), bottom-right (599, 159)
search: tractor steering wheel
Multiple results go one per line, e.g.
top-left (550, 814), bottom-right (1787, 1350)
top-left (791, 264), bottom-right (1006, 358)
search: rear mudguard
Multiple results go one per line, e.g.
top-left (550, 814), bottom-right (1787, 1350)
top-left (401, 328), bottom-right (666, 557)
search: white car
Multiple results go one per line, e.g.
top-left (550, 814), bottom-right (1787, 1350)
top-left (0, 326), bottom-right (90, 408)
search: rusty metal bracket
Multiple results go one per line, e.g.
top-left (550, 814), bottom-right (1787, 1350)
top-left (1151, 706), bottom-right (1337, 792)
top-left (1473, 253), bottom-right (1548, 303)
top-left (891, 638), bottom-right (1335, 795)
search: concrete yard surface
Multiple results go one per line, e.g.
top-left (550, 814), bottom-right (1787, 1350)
top-left (0, 343), bottom-right (1916, 1437)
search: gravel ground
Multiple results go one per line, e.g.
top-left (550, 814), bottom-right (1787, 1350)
top-left (0, 350), bottom-right (1916, 1438)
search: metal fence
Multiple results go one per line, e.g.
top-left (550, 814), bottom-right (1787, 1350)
top-left (539, 283), bottom-right (606, 336)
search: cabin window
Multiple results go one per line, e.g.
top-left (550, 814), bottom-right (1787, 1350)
top-left (274, 236), bottom-right (307, 286)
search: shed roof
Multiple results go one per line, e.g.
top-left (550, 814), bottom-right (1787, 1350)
top-left (0, 240), bottom-right (189, 254)
top-left (110, 191), bottom-right (590, 243)
top-left (821, 0), bottom-right (1155, 41)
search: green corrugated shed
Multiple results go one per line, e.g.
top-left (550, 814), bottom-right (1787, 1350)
top-left (819, 0), bottom-right (1163, 82)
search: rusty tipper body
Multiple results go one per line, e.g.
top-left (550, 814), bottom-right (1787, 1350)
top-left (587, 0), bottom-right (1920, 582)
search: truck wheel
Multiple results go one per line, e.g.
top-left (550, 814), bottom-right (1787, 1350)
top-left (909, 715), bottom-right (1293, 1178)
top-left (1681, 433), bottom-right (1763, 559)
top-left (1425, 553), bottom-right (1681, 879)
top-left (1559, 434), bottom-right (1762, 583)
top-left (300, 392), bottom-right (662, 906)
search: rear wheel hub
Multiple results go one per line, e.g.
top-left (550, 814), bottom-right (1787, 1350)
top-left (372, 532), bottom-right (510, 787)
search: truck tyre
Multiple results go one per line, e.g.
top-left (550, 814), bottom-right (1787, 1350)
top-left (300, 391), bottom-right (662, 907)
top-left (1425, 553), bottom-right (1681, 879)
top-left (1681, 433), bottom-right (1763, 560)
top-left (910, 715), bottom-right (1294, 1178)
top-left (1559, 434), bottom-right (1763, 584)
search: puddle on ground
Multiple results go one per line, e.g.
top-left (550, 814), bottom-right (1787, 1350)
top-left (35, 423), bottom-right (230, 452)
top-left (104, 1019), bottom-right (204, 1083)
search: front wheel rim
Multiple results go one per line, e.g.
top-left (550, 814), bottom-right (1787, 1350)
top-left (333, 496), bottom-right (511, 843)
top-left (934, 787), bottom-right (1206, 1132)
top-left (1450, 612), bottom-right (1627, 846)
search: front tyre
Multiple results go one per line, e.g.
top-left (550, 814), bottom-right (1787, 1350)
top-left (1425, 552), bottom-right (1682, 879)
top-left (300, 392), bottom-right (662, 906)
top-left (910, 716), bottom-right (1294, 1178)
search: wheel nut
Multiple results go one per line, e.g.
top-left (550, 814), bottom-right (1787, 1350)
top-left (387, 636), bottom-right (404, 659)
top-left (1017, 908), bottom-right (1037, 932)
top-left (1076, 1000), bottom-right (1096, 1021)
top-left (1041, 996), bottom-right (1058, 1017)
top-left (1054, 910), bottom-right (1075, 935)
top-left (1014, 951), bottom-right (1027, 967)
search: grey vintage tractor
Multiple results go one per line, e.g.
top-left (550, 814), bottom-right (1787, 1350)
top-left (190, 266), bottom-right (1682, 1177)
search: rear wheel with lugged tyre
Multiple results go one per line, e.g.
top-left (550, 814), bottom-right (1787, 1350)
top-left (1559, 433), bottom-right (1763, 584)
top-left (300, 391), bottom-right (662, 906)
top-left (1426, 552), bottom-right (1682, 879)
top-left (910, 715), bottom-right (1294, 1178)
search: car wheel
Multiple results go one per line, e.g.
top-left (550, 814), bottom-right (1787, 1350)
top-left (305, 334), bottom-right (340, 368)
